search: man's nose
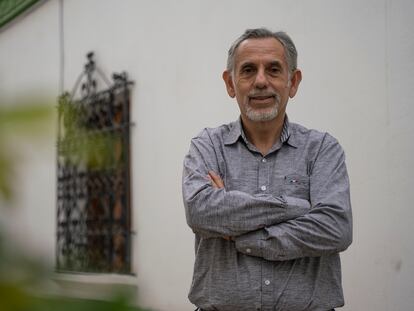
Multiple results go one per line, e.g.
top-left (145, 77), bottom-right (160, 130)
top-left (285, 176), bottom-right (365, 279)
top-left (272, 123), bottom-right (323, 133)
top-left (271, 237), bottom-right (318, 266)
top-left (254, 68), bottom-right (268, 89)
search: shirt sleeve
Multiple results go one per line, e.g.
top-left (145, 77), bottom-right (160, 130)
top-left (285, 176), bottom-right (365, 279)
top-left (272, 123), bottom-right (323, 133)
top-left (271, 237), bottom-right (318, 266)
top-left (234, 134), bottom-right (353, 260)
top-left (182, 130), bottom-right (310, 238)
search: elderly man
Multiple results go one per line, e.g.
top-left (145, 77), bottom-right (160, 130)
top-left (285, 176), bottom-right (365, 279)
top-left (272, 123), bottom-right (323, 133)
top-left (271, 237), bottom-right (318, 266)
top-left (182, 28), bottom-right (352, 311)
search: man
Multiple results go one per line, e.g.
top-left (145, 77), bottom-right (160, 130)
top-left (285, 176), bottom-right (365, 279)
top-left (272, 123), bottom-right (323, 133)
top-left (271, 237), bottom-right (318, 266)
top-left (182, 28), bottom-right (352, 311)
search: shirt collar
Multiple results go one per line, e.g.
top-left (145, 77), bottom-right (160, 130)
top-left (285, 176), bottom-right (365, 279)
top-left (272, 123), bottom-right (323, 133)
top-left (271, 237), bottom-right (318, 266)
top-left (223, 117), bottom-right (244, 145)
top-left (224, 115), bottom-right (298, 148)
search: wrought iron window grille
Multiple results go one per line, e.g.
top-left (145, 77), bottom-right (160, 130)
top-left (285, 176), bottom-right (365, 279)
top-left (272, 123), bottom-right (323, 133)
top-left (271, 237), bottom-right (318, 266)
top-left (56, 52), bottom-right (133, 274)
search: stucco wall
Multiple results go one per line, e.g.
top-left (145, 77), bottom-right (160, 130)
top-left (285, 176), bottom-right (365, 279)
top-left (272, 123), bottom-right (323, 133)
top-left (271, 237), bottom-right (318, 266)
top-left (0, 0), bottom-right (413, 310)
top-left (0, 0), bottom-right (58, 264)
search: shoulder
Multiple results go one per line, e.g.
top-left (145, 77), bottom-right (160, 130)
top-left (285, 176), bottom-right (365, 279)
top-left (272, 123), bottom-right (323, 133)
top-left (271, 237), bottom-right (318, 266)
top-left (289, 121), bottom-right (345, 163)
top-left (185, 121), bottom-right (235, 163)
top-left (290, 121), bottom-right (341, 148)
top-left (191, 120), bottom-right (236, 145)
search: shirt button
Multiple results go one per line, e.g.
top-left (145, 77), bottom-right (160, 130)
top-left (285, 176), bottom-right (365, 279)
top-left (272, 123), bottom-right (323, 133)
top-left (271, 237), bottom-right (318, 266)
top-left (260, 185), bottom-right (267, 191)
top-left (246, 248), bottom-right (251, 253)
top-left (262, 158), bottom-right (267, 163)
top-left (264, 280), bottom-right (270, 285)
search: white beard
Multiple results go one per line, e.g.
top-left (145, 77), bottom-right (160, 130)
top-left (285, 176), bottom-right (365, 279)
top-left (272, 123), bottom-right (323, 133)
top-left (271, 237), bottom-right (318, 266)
top-left (244, 92), bottom-right (281, 122)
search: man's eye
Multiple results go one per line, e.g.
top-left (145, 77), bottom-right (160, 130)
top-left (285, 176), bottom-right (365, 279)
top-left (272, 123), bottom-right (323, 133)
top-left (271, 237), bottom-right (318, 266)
top-left (270, 67), bottom-right (280, 74)
top-left (241, 67), bottom-right (254, 74)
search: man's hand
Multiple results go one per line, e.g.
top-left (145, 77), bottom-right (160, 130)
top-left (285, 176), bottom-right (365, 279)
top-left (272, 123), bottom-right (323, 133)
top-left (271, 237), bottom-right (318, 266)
top-left (207, 171), bottom-right (225, 189)
top-left (207, 171), bottom-right (233, 241)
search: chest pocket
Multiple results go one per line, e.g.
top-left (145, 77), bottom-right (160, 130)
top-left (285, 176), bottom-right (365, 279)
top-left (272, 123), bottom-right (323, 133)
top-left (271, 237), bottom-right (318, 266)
top-left (273, 173), bottom-right (310, 200)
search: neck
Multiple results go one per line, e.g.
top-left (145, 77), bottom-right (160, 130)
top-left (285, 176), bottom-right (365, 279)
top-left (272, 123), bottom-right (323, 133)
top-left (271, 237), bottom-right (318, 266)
top-left (241, 113), bottom-right (285, 155)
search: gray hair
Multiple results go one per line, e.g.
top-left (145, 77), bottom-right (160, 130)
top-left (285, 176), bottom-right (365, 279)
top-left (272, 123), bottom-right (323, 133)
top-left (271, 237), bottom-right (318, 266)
top-left (226, 28), bottom-right (298, 75)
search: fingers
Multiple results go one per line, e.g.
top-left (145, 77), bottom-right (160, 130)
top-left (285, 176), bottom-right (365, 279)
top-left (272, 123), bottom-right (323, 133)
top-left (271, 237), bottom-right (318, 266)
top-left (207, 171), bottom-right (229, 242)
top-left (208, 171), bottom-right (225, 189)
top-left (207, 174), bottom-right (220, 189)
top-left (206, 174), bottom-right (218, 189)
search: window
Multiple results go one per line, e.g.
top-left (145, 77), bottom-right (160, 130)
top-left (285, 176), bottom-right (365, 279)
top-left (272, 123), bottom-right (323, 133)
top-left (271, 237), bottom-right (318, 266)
top-left (56, 53), bottom-right (133, 274)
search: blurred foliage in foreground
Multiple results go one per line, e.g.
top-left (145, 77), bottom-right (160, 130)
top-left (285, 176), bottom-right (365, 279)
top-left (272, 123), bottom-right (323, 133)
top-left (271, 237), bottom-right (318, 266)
top-left (0, 230), bottom-right (144, 311)
top-left (58, 93), bottom-right (122, 170)
top-left (0, 98), bottom-right (148, 311)
top-left (0, 100), bottom-right (53, 202)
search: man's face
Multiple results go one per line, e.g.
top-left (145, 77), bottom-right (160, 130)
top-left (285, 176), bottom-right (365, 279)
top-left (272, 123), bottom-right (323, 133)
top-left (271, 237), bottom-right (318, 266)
top-left (223, 37), bottom-right (301, 123)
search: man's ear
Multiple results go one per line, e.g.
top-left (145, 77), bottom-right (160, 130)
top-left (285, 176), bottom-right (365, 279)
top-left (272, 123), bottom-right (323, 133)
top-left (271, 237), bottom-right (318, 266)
top-left (288, 69), bottom-right (302, 98)
top-left (222, 70), bottom-right (236, 98)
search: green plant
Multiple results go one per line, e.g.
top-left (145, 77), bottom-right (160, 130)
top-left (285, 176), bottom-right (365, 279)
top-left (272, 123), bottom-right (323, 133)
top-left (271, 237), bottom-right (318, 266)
top-left (0, 97), bottom-right (149, 311)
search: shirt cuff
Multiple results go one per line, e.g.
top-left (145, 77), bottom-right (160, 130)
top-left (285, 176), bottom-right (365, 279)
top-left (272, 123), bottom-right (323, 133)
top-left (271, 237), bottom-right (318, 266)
top-left (234, 229), bottom-right (267, 258)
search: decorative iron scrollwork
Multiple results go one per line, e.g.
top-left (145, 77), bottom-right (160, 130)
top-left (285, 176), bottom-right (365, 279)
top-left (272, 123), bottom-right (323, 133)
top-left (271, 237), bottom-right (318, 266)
top-left (56, 52), bottom-right (133, 274)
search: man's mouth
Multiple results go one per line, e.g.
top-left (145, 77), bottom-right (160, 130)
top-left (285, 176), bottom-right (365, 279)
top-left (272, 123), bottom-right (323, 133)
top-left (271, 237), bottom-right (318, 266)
top-left (249, 94), bottom-right (275, 103)
top-left (250, 95), bottom-right (274, 100)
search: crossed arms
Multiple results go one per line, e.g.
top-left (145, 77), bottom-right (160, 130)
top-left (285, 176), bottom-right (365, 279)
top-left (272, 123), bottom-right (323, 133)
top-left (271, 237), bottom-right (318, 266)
top-left (182, 131), bottom-right (352, 261)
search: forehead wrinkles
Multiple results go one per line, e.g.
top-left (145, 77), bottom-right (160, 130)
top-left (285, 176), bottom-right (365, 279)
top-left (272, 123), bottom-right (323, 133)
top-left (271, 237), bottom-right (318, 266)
top-left (234, 38), bottom-right (287, 70)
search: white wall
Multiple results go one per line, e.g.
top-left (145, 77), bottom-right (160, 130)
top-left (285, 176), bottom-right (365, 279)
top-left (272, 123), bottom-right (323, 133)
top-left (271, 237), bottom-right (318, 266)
top-left (0, 0), bottom-right (59, 264)
top-left (0, 0), bottom-right (413, 310)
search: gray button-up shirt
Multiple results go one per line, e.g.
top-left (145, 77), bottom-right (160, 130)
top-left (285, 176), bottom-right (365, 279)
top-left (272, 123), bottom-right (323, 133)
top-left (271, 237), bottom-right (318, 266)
top-left (182, 117), bottom-right (352, 311)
